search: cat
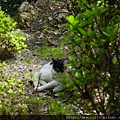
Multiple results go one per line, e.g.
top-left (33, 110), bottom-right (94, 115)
top-left (30, 58), bottom-right (67, 93)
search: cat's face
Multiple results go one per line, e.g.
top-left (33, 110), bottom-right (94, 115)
top-left (51, 58), bottom-right (67, 73)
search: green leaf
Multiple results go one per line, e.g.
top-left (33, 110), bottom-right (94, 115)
top-left (73, 19), bottom-right (79, 26)
top-left (8, 89), bottom-right (13, 94)
top-left (113, 57), bottom-right (118, 64)
top-left (66, 15), bottom-right (74, 24)
top-left (78, 28), bottom-right (86, 35)
top-left (87, 28), bottom-right (93, 36)
top-left (100, 39), bottom-right (106, 43)
top-left (113, 27), bottom-right (118, 34)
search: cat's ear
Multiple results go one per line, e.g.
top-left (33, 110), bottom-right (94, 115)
top-left (64, 59), bottom-right (68, 65)
top-left (52, 58), bottom-right (57, 63)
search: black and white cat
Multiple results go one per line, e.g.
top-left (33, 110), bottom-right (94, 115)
top-left (31, 58), bottom-right (67, 93)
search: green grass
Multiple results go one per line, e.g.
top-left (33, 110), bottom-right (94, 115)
top-left (35, 45), bottom-right (65, 58)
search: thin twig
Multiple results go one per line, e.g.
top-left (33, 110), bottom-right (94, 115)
top-left (36, 73), bottom-right (42, 93)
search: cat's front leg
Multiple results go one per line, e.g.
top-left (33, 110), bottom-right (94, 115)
top-left (33, 80), bottom-right (60, 92)
top-left (40, 80), bottom-right (47, 86)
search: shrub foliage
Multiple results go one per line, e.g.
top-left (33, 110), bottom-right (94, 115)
top-left (0, 8), bottom-right (26, 60)
top-left (63, 0), bottom-right (120, 115)
top-left (0, 62), bottom-right (47, 115)
top-left (0, 62), bottom-right (26, 114)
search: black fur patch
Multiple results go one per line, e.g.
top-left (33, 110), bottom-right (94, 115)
top-left (52, 58), bottom-right (65, 73)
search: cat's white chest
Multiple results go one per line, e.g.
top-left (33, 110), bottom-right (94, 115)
top-left (39, 62), bottom-right (53, 82)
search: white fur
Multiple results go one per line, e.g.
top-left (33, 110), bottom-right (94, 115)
top-left (33, 62), bottom-right (64, 93)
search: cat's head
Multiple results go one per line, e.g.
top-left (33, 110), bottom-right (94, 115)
top-left (51, 58), bottom-right (68, 73)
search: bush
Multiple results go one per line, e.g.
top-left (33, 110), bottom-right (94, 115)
top-left (63, 0), bottom-right (120, 115)
top-left (0, 62), bottom-right (47, 115)
top-left (0, 62), bottom-right (27, 114)
top-left (0, 7), bottom-right (27, 60)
